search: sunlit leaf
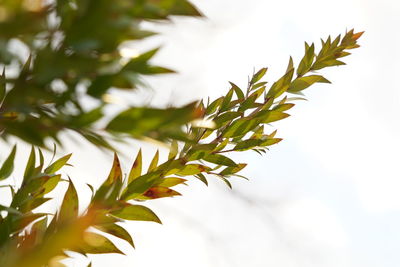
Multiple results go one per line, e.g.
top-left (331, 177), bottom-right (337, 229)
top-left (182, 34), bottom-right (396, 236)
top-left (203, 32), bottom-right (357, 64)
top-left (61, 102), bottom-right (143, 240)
top-left (0, 145), bottom-right (16, 181)
top-left (44, 154), bottom-right (72, 174)
top-left (111, 203), bottom-right (161, 224)
top-left (288, 75), bottom-right (331, 92)
top-left (95, 223), bottom-right (134, 249)
top-left (128, 149), bottom-right (142, 183)
top-left (80, 232), bottom-right (123, 255)
top-left (58, 179), bottom-right (79, 221)
top-left (203, 154), bottom-right (237, 167)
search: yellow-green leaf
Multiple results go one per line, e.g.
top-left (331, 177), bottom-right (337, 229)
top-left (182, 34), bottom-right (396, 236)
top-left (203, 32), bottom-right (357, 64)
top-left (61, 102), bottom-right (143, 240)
top-left (111, 204), bottom-right (161, 224)
top-left (44, 153), bottom-right (72, 174)
top-left (288, 75), bottom-right (330, 93)
top-left (128, 149), bottom-right (142, 183)
top-left (0, 145), bottom-right (16, 181)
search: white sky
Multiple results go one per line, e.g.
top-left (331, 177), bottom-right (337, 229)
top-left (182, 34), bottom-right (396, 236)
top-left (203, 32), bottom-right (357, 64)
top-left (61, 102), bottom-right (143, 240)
top-left (1, 0), bottom-right (400, 266)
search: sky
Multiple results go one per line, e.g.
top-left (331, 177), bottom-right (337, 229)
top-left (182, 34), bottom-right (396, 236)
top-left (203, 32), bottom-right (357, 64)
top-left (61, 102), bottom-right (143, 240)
top-left (2, 0), bottom-right (400, 266)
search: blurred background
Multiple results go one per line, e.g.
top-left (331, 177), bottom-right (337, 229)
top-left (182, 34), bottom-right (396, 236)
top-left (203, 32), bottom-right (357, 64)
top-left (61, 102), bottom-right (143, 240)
top-left (10, 0), bottom-right (400, 266)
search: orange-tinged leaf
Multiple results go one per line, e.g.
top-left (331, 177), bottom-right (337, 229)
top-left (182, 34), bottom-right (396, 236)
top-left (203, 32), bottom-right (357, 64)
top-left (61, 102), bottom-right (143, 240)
top-left (138, 186), bottom-right (181, 200)
top-left (105, 153), bottom-right (122, 184)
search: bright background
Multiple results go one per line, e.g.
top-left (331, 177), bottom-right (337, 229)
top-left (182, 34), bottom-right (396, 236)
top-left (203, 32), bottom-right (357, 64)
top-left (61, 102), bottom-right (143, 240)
top-left (4, 0), bottom-right (400, 266)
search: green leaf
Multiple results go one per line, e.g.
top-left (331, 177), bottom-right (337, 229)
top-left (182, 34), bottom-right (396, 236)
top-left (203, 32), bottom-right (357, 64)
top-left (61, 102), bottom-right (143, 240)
top-left (44, 153), bottom-right (72, 174)
top-left (203, 154), bottom-right (237, 167)
top-left (251, 67), bottom-right (267, 84)
top-left (42, 174), bottom-right (61, 195)
top-left (111, 203), bottom-right (161, 224)
top-left (233, 139), bottom-right (262, 151)
top-left (229, 82), bottom-right (244, 100)
top-left (238, 94), bottom-right (258, 112)
top-left (138, 186), bottom-right (181, 200)
top-left (148, 150), bottom-right (159, 172)
top-left (220, 163), bottom-right (247, 176)
top-left (297, 43), bottom-right (315, 76)
top-left (0, 145), bottom-right (16, 181)
top-left (58, 179), bottom-right (79, 221)
top-left (288, 75), bottom-right (330, 92)
top-left (220, 88), bottom-right (234, 112)
top-left (155, 177), bottom-right (187, 187)
top-left (260, 138), bottom-right (283, 146)
top-left (272, 103), bottom-right (295, 112)
top-left (194, 173), bottom-right (208, 186)
top-left (128, 149), bottom-right (142, 183)
top-left (176, 164), bottom-right (210, 176)
top-left (214, 112), bottom-right (242, 127)
top-left (206, 97), bottom-right (223, 114)
top-left (95, 223), bottom-right (134, 249)
top-left (0, 204), bottom-right (22, 215)
top-left (106, 103), bottom-right (198, 137)
top-left (266, 68), bottom-right (294, 98)
top-left (80, 232), bottom-right (124, 255)
top-left (105, 153), bottom-right (122, 184)
top-left (168, 140), bottom-right (178, 160)
top-left (256, 110), bottom-right (290, 123)
top-left (24, 146), bottom-right (36, 180)
top-left (222, 118), bottom-right (260, 138)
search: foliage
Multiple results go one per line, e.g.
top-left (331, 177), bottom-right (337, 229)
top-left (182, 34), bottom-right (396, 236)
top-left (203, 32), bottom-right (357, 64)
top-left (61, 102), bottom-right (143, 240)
top-left (0, 0), bottom-right (363, 266)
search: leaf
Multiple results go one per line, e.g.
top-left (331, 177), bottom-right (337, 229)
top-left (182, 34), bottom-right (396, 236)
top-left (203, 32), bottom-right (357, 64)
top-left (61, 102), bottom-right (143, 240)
top-left (206, 97), bottom-right (223, 114)
top-left (0, 145), bottom-right (17, 181)
top-left (297, 43), bottom-right (315, 76)
top-left (111, 203), bottom-right (161, 224)
top-left (175, 164), bottom-right (210, 176)
top-left (105, 153), bottom-right (122, 184)
top-left (148, 150), bottom-right (159, 172)
top-left (95, 223), bottom-right (134, 249)
top-left (213, 112), bottom-right (242, 127)
top-left (80, 232), bottom-right (124, 255)
top-left (288, 75), bottom-right (331, 92)
top-left (58, 179), bottom-right (79, 222)
top-left (203, 154), bottom-right (237, 167)
top-left (128, 149), bottom-right (142, 183)
top-left (233, 139), bottom-right (262, 151)
top-left (106, 103), bottom-right (198, 137)
top-left (229, 82), bottom-right (244, 100)
top-left (138, 186), bottom-right (181, 200)
top-left (24, 146), bottom-right (36, 180)
top-left (194, 173), bottom-right (208, 186)
top-left (168, 140), bottom-right (178, 160)
top-left (220, 163), bottom-right (247, 176)
top-left (220, 88), bottom-right (234, 112)
top-left (42, 175), bottom-right (61, 195)
top-left (44, 153), bottom-right (72, 174)
top-left (272, 103), bottom-right (295, 112)
top-left (266, 68), bottom-right (294, 98)
top-left (155, 177), bottom-right (187, 187)
top-left (256, 110), bottom-right (290, 123)
top-left (0, 204), bottom-right (22, 215)
top-left (260, 138), bottom-right (283, 146)
top-left (222, 118), bottom-right (260, 138)
top-left (251, 67), bottom-right (267, 84)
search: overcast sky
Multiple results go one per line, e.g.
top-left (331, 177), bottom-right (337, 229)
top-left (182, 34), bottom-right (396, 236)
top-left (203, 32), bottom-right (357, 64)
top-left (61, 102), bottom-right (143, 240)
top-left (2, 0), bottom-right (400, 266)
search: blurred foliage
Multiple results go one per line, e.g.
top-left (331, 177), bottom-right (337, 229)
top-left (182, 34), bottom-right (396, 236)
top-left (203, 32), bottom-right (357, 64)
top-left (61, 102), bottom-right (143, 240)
top-left (0, 0), bottom-right (363, 266)
top-left (0, 0), bottom-right (202, 147)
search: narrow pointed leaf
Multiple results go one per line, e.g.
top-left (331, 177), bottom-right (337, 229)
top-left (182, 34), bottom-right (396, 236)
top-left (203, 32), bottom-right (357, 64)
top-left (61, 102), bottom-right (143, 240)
top-left (44, 153), bottom-right (72, 174)
top-left (111, 204), bottom-right (161, 223)
top-left (0, 145), bottom-right (16, 181)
